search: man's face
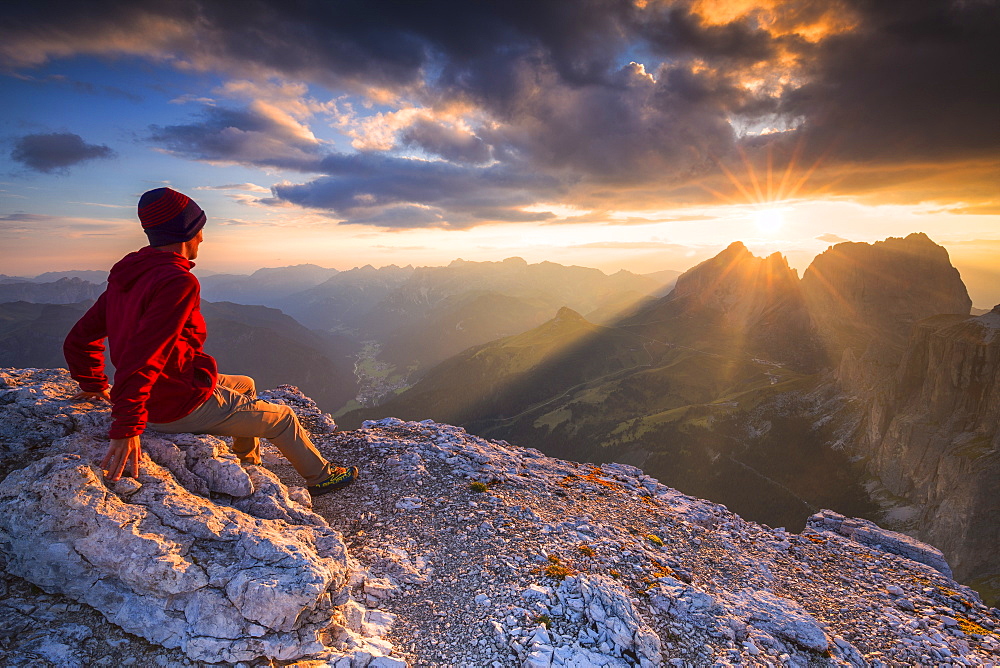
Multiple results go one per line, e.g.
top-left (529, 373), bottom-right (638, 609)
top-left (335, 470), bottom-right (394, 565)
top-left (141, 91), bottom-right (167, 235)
top-left (189, 229), bottom-right (204, 259)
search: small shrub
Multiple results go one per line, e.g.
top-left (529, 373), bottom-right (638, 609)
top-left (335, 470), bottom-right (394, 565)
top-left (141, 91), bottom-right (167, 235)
top-left (534, 614), bottom-right (552, 629)
top-left (469, 481), bottom-right (488, 493)
top-left (646, 534), bottom-right (664, 547)
top-left (578, 544), bottom-right (596, 557)
top-left (545, 563), bottom-right (572, 579)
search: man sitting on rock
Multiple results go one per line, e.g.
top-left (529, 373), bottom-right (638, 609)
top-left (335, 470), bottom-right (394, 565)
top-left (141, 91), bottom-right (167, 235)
top-left (63, 187), bottom-right (358, 496)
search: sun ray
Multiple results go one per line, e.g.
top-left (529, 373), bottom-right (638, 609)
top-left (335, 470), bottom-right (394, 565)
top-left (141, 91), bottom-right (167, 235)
top-left (738, 145), bottom-right (766, 204)
top-left (714, 157), bottom-right (759, 204)
top-left (784, 139), bottom-right (841, 201)
top-left (697, 182), bottom-right (744, 206)
top-left (766, 144), bottom-right (774, 203)
top-left (774, 137), bottom-right (805, 202)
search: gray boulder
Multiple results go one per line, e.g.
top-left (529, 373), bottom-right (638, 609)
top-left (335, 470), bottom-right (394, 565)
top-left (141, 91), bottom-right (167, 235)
top-left (807, 509), bottom-right (953, 577)
top-left (0, 368), bottom-right (355, 663)
top-left (0, 453), bottom-right (349, 663)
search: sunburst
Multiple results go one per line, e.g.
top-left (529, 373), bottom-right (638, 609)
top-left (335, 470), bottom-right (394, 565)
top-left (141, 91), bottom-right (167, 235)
top-left (699, 136), bottom-right (842, 213)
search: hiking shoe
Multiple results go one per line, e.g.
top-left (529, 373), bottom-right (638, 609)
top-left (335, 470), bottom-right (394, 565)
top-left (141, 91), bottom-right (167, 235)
top-left (308, 466), bottom-right (359, 497)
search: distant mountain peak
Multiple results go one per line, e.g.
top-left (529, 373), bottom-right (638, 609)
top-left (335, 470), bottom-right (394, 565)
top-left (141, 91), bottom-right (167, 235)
top-left (803, 233), bottom-right (971, 355)
top-left (554, 306), bottom-right (585, 321)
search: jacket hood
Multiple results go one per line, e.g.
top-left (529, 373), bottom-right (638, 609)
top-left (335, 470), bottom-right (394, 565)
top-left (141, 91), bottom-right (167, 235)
top-left (108, 247), bottom-right (193, 291)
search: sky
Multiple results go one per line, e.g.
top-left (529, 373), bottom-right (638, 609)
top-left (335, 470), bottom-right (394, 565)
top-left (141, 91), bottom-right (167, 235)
top-left (2, 0), bottom-right (999, 307)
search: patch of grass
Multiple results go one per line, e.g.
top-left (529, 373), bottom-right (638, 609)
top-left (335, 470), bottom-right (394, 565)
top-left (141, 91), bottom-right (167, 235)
top-left (468, 481), bottom-right (488, 493)
top-left (544, 563), bottom-right (573, 579)
top-left (534, 614), bottom-right (552, 629)
top-left (578, 544), bottom-right (596, 558)
top-left (647, 558), bottom-right (673, 580)
top-left (543, 554), bottom-right (573, 580)
top-left (957, 616), bottom-right (991, 637)
top-left (581, 467), bottom-right (622, 490)
top-left (646, 534), bottom-right (664, 547)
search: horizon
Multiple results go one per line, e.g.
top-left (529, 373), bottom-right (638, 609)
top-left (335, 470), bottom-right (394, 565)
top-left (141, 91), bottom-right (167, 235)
top-left (10, 233), bottom-right (1000, 310)
top-left (3, 1), bottom-right (998, 307)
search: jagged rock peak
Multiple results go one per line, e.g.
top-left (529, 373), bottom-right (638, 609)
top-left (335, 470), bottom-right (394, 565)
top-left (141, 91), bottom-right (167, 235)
top-left (802, 232), bottom-right (971, 354)
top-left (671, 241), bottom-right (798, 308)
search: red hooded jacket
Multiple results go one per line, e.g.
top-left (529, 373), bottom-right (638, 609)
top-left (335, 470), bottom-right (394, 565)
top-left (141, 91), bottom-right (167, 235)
top-left (64, 247), bottom-right (219, 438)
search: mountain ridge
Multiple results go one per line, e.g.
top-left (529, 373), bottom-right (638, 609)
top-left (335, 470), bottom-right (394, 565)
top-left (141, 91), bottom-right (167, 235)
top-left (2, 368), bottom-right (998, 666)
top-left (343, 233), bottom-right (994, 605)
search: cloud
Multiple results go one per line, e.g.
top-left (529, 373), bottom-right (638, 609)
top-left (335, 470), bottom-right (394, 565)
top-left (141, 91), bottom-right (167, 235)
top-left (779, 0), bottom-right (1000, 165)
top-left (11, 72), bottom-right (142, 101)
top-left (4, 0), bottom-right (997, 224)
top-left (0, 212), bottom-right (132, 238)
top-left (67, 201), bottom-right (129, 209)
top-left (10, 133), bottom-right (115, 173)
top-left (196, 183), bottom-right (271, 193)
top-left (816, 233), bottom-right (849, 244)
top-left (148, 104), bottom-right (323, 170)
top-left (272, 152), bottom-right (563, 228)
top-left (400, 118), bottom-right (491, 164)
top-left (570, 241), bottom-right (692, 250)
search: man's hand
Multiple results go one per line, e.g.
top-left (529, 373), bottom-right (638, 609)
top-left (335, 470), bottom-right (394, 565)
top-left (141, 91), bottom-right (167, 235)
top-left (101, 436), bottom-right (141, 482)
top-left (72, 389), bottom-right (111, 403)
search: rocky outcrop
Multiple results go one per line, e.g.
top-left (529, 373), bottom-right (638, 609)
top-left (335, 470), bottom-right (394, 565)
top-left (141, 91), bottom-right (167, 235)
top-left (807, 509), bottom-right (953, 577)
top-left (855, 306), bottom-right (1000, 589)
top-left (2, 368), bottom-right (1000, 666)
top-left (0, 368), bottom-right (391, 665)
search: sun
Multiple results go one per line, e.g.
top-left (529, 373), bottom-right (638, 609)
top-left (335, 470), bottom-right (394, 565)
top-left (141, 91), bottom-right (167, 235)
top-left (753, 207), bottom-right (785, 235)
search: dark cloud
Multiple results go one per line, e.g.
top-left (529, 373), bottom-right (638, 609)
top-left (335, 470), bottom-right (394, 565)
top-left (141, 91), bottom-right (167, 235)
top-left (4, 0), bottom-right (997, 225)
top-left (781, 0), bottom-right (1000, 163)
top-left (400, 119), bottom-right (491, 164)
top-left (148, 106), bottom-right (322, 170)
top-left (273, 152), bottom-right (563, 228)
top-left (640, 5), bottom-right (778, 63)
top-left (477, 61), bottom-right (739, 182)
top-left (10, 133), bottom-right (115, 173)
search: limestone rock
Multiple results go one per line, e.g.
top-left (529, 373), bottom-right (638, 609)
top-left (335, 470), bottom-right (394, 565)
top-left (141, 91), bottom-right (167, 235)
top-left (0, 454), bottom-right (349, 663)
top-left (851, 306), bottom-right (1000, 587)
top-left (808, 509), bottom-right (953, 577)
top-left (0, 368), bottom-right (357, 664)
top-left (725, 590), bottom-right (829, 653)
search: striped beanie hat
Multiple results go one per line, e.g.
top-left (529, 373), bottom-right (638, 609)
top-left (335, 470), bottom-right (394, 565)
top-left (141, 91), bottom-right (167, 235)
top-left (137, 187), bottom-right (206, 246)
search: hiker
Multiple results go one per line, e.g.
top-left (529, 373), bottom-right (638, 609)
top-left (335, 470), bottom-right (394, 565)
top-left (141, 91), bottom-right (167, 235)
top-left (63, 187), bottom-right (358, 496)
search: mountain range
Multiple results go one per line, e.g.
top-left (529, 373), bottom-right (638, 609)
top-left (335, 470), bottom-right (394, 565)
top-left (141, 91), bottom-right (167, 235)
top-left (342, 233), bottom-right (997, 604)
top-left (2, 237), bottom-right (995, 604)
top-left (1, 258), bottom-right (678, 413)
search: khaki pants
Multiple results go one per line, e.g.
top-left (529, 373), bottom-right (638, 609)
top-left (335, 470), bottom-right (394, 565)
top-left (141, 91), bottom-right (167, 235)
top-left (149, 374), bottom-right (333, 486)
